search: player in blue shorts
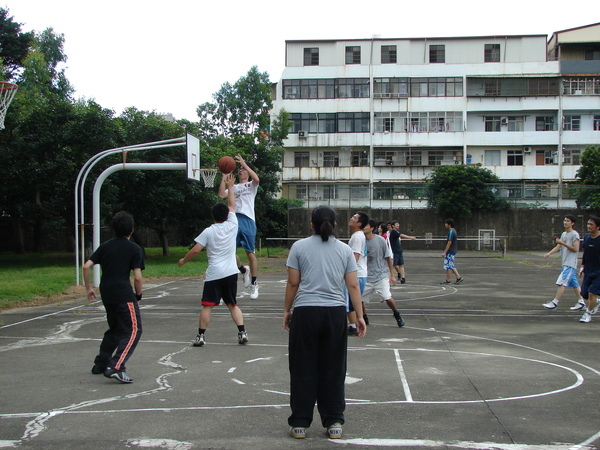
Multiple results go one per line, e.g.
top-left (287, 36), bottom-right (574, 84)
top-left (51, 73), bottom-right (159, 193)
top-left (543, 214), bottom-right (585, 310)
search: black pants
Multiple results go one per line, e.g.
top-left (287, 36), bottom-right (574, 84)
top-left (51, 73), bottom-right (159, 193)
top-left (288, 306), bottom-right (347, 428)
top-left (95, 301), bottom-right (142, 372)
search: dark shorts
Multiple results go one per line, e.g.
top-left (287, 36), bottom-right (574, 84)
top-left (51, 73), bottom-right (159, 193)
top-left (581, 274), bottom-right (600, 300)
top-left (393, 252), bottom-right (404, 266)
top-left (201, 274), bottom-right (238, 306)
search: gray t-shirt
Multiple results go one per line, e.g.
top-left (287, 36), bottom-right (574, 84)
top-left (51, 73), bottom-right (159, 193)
top-left (560, 229), bottom-right (580, 269)
top-left (366, 234), bottom-right (393, 283)
top-left (286, 235), bottom-right (357, 308)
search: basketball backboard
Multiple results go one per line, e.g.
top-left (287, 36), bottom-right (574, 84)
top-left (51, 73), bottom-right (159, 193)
top-left (186, 133), bottom-right (200, 181)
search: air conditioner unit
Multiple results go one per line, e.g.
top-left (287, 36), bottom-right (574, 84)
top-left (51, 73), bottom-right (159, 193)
top-left (501, 117), bottom-right (508, 125)
top-left (298, 130), bottom-right (307, 138)
top-left (523, 146), bottom-right (531, 153)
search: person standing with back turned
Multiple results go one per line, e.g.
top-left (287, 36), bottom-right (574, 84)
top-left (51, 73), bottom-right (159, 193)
top-left (543, 214), bottom-right (585, 310)
top-left (283, 206), bottom-right (366, 440)
top-left (83, 211), bottom-right (144, 384)
top-left (218, 155), bottom-right (261, 299)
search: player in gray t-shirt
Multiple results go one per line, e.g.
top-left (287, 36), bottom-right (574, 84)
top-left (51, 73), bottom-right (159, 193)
top-left (362, 219), bottom-right (405, 327)
top-left (543, 214), bottom-right (585, 310)
top-left (283, 206), bottom-right (366, 440)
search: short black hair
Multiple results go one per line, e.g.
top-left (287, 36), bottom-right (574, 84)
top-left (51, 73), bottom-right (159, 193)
top-left (212, 202), bottom-right (229, 223)
top-left (113, 211), bottom-right (134, 237)
top-left (368, 219), bottom-right (378, 229)
top-left (564, 214), bottom-right (577, 224)
top-left (444, 218), bottom-right (455, 228)
top-left (589, 216), bottom-right (600, 227)
top-left (356, 211), bottom-right (369, 229)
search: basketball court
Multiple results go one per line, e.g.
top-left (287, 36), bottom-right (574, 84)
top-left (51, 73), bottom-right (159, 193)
top-left (1, 251), bottom-right (600, 449)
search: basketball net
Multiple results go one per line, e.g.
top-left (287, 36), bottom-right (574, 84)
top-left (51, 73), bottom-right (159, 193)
top-left (199, 168), bottom-right (218, 188)
top-left (0, 81), bottom-right (18, 130)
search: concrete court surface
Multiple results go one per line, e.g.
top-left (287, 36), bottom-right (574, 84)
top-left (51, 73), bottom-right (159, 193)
top-left (1, 250), bottom-right (600, 449)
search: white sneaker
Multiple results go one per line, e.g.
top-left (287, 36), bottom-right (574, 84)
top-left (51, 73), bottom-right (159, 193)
top-left (543, 300), bottom-right (558, 309)
top-left (250, 283), bottom-right (259, 299)
top-left (570, 300), bottom-right (586, 311)
top-left (593, 304), bottom-right (599, 315)
top-left (580, 312), bottom-right (592, 323)
top-left (241, 266), bottom-right (251, 287)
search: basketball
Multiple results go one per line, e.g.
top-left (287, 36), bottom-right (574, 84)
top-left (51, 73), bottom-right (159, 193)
top-left (218, 156), bottom-right (236, 174)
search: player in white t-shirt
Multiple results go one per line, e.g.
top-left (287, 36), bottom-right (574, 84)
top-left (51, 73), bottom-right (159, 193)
top-left (219, 155), bottom-right (261, 299)
top-left (346, 211), bottom-right (369, 335)
top-left (179, 173), bottom-right (248, 347)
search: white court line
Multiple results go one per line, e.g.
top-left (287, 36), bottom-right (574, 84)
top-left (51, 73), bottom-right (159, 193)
top-left (393, 349), bottom-right (413, 402)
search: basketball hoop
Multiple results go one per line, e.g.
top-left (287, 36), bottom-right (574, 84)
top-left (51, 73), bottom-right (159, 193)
top-left (0, 81), bottom-right (18, 130)
top-left (199, 168), bottom-right (218, 187)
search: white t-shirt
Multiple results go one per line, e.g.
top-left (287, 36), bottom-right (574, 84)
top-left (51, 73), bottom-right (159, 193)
top-left (195, 212), bottom-right (238, 281)
top-left (348, 230), bottom-right (367, 278)
top-left (231, 182), bottom-right (258, 221)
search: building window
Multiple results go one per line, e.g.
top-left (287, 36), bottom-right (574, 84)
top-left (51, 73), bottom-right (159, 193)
top-left (317, 113), bottom-right (337, 133)
top-left (323, 152), bottom-right (340, 167)
top-left (323, 185), bottom-right (338, 199)
top-left (485, 150), bottom-right (501, 166)
top-left (484, 44), bottom-right (500, 62)
top-left (563, 116), bottom-right (581, 131)
top-left (536, 150), bottom-right (556, 165)
top-left (345, 46), bottom-right (361, 64)
top-left (336, 78), bottom-right (370, 98)
top-left (563, 149), bottom-right (581, 165)
top-left (536, 116), bottom-right (556, 131)
top-left (373, 78), bottom-right (408, 97)
top-left (594, 115), bottom-right (600, 131)
top-left (507, 116), bottom-right (525, 132)
top-left (468, 77), bottom-right (559, 96)
top-left (429, 45), bottom-right (445, 63)
top-left (381, 45), bottom-right (397, 63)
top-left (409, 78), bottom-right (463, 97)
top-left (290, 112), bottom-right (370, 133)
top-left (428, 151), bottom-right (444, 165)
top-left (304, 48), bottom-right (319, 66)
top-left (485, 116), bottom-right (501, 132)
top-left (294, 151), bottom-right (310, 167)
top-left (507, 150), bottom-right (523, 166)
top-left (351, 151), bottom-right (369, 166)
top-left (563, 78), bottom-right (600, 95)
top-left (295, 185), bottom-right (308, 200)
top-left (337, 112), bottom-right (370, 133)
top-left (584, 46), bottom-right (600, 60)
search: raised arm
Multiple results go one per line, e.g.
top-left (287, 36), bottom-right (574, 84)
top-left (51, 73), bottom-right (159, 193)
top-left (236, 155), bottom-right (259, 186)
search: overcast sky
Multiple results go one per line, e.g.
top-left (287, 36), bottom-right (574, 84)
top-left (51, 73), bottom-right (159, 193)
top-left (6, 0), bottom-right (597, 121)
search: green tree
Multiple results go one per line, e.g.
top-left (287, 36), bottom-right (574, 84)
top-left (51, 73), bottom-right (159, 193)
top-left (0, 8), bottom-right (33, 79)
top-left (575, 145), bottom-right (600, 209)
top-left (0, 28), bottom-right (74, 252)
top-left (426, 164), bottom-right (510, 220)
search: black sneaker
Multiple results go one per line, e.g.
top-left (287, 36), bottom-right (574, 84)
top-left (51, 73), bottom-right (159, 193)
top-left (440, 280), bottom-right (451, 285)
top-left (363, 314), bottom-right (369, 325)
top-left (454, 277), bottom-right (464, 285)
top-left (400, 277), bottom-right (406, 284)
top-left (91, 364), bottom-right (106, 375)
top-left (104, 368), bottom-right (133, 383)
top-left (393, 310), bottom-right (405, 327)
top-left (348, 326), bottom-right (358, 336)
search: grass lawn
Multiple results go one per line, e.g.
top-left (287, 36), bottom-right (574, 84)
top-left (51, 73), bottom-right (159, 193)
top-left (0, 247), bottom-right (288, 310)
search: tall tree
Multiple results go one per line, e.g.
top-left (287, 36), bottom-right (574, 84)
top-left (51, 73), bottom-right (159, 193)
top-left (575, 145), bottom-right (600, 209)
top-left (0, 8), bottom-right (33, 79)
top-left (0, 28), bottom-right (73, 252)
top-left (426, 164), bottom-right (510, 220)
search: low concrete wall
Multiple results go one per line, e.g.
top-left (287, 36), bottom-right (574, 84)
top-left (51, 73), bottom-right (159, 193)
top-left (287, 208), bottom-right (600, 251)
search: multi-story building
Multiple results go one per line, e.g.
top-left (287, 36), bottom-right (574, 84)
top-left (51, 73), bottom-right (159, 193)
top-left (272, 23), bottom-right (600, 209)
